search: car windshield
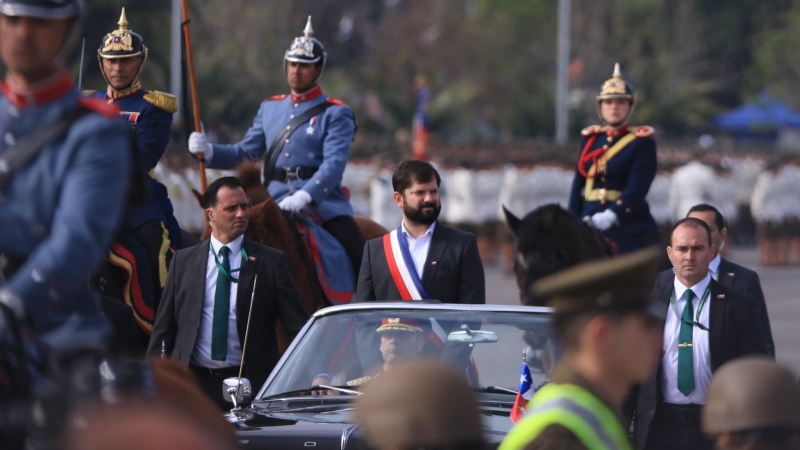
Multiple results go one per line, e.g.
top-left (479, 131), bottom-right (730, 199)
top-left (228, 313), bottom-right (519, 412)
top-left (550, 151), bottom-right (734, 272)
top-left (259, 307), bottom-right (559, 400)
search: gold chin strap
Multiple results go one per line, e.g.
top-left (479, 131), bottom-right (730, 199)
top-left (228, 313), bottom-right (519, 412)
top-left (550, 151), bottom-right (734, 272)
top-left (583, 132), bottom-right (637, 203)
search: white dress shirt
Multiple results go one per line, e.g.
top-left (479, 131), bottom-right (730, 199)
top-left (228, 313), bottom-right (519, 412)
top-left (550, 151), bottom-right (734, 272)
top-left (401, 220), bottom-right (436, 279)
top-left (191, 234), bottom-right (244, 368)
top-left (709, 253), bottom-right (721, 280)
top-left (662, 273), bottom-right (712, 405)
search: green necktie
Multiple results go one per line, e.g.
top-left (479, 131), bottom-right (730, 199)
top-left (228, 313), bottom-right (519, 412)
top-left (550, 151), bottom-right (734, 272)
top-left (677, 289), bottom-right (695, 396)
top-left (211, 245), bottom-right (231, 361)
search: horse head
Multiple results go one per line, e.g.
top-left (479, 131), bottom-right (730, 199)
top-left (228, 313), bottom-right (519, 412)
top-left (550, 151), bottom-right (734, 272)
top-left (504, 204), bottom-right (604, 306)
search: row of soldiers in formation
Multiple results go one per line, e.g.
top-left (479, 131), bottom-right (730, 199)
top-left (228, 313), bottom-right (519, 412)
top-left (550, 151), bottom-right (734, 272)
top-left (155, 154), bottom-right (800, 267)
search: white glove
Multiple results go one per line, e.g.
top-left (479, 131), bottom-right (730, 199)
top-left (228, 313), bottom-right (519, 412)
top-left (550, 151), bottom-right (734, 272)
top-left (591, 209), bottom-right (618, 231)
top-left (188, 131), bottom-right (213, 162)
top-left (582, 215), bottom-right (593, 225)
top-left (278, 190), bottom-right (312, 213)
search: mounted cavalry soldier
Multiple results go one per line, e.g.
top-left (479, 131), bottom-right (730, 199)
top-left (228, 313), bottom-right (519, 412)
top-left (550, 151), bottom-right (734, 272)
top-left (86, 8), bottom-right (181, 343)
top-left (568, 63), bottom-right (660, 255)
top-left (0, 0), bottom-right (132, 393)
top-left (188, 16), bottom-right (365, 280)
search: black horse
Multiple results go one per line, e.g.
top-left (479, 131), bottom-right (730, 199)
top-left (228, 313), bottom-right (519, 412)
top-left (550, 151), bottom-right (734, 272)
top-left (503, 204), bottom-right (607, 306)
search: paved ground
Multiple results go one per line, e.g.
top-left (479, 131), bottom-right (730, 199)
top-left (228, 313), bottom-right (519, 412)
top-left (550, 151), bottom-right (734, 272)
top-left (483, 247), bottom-right (800, 374)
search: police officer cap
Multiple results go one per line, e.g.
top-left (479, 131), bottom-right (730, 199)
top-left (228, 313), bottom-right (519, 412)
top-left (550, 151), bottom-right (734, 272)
top-left (355, 362), bottom-right (484, 450)
top-left (285, 16), bottom-right (326, 66)
top-left (703, 357), bottom-right (800, 435)
top-left (597, 63), bottom-right (634, 101)
top-left (531, 246), bottom-right (664, 320)
top-left (98, 8), bottom-right (146, 59)
top-left (0, 0), bottom-right (82, 19)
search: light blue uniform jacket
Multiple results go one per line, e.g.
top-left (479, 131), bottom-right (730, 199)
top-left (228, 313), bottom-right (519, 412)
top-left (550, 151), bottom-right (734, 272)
top-left (209, 87), bottom-right (355, 222)
top-left (0, 79), bottom-right (131, 350)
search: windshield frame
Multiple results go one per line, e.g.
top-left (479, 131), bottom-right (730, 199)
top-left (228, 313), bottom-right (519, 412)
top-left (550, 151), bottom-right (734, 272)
top-left (256, 302), bottom-right (553, 400)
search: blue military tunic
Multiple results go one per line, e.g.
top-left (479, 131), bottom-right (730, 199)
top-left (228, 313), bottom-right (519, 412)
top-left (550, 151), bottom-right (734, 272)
top-left (89, 84), bottom-right (181, 246)
top-left (568, 125), bottom-right (658, 253)
top-left (210, 85), bottom-right (355, 222)
top-left (0, 71), bottom-right (131, 348)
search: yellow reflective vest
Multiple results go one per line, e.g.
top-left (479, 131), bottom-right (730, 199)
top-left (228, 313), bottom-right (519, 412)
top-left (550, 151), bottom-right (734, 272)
top-left (499, 382), bottom-right (632, 450)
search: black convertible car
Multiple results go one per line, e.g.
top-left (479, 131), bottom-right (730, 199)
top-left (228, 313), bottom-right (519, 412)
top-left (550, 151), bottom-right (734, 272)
top-left (223, 303), bottom-right (558, 449)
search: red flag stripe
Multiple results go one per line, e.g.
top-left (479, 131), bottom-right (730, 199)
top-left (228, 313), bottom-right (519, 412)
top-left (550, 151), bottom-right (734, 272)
top-left (383, 233), bottom-right (413, 301)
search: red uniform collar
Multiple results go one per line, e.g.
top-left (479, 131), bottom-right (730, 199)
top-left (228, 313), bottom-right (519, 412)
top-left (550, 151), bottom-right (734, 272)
top-left (605, 124), bottom-right (630, 137)
top-left (290, 85), bottom-right (323, 103)
top-left (1, 70), bottom-right (74, 108)
top-left (106, 80), bottom-right (143, 100)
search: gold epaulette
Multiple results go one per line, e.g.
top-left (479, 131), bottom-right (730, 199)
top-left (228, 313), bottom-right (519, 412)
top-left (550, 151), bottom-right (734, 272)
top-left (634, 126), bottom-right (655, 138)
top-left (581, 125), bottom-right (605, 137)
top-left (143, 90), bottom-right (177, 113)
top-left (82, 90), bottom-right (97, 96)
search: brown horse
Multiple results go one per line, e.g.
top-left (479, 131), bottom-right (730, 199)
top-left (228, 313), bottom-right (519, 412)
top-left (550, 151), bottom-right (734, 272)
top-left (194, 162), bottom-right (388, 351)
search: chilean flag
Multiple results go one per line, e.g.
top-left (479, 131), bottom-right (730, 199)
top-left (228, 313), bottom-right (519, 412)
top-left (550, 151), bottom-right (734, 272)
top-left (412, 83), bottom-right (429, 161)
top-left (510, 361), bottom-right (535, 424)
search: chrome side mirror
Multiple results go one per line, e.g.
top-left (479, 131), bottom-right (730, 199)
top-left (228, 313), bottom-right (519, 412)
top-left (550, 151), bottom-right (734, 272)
top-left (223, 377), bottom-right (252, 410)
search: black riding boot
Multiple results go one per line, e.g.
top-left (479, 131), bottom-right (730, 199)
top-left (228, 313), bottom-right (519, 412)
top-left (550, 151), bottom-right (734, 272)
top-left (323, 215), bottom-right (366, 281)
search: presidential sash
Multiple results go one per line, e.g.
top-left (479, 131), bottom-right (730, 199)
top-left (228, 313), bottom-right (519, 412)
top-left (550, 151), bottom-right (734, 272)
top-left (383, 228), bottom-right (479, 380)
top-left (383, 227), bottom-right (430, 300)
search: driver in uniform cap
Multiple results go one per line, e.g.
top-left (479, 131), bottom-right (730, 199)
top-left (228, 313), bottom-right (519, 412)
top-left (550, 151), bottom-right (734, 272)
top-left (569, 63), bottom-right (660, 255)
top-left (0, 0), bottom-right (131, 364)
top-left (187, 16), bottom-right (365, 281)
top-left (87, 8), bottom-right (181, 339)
top-left (500, 247), bottom-right (666, 450)
top-left (345, 317), bottom-right (425, 386)
top-left (355, 362), bottom-right (484, 450)
top-left (702, 357), bottom-right (800, 450)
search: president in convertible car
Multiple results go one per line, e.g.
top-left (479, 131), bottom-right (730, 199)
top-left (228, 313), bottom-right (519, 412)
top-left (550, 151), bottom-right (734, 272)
top-left (354, 159), bottom-right (485, 304)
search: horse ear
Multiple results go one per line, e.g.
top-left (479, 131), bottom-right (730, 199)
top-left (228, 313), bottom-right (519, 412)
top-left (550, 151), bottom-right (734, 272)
top-left (503, 205), bottom-right (522, 236)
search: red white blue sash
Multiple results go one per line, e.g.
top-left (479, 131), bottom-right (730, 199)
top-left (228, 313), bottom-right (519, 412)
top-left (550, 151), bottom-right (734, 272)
top-left (383, 227), bottom-right (430, 300)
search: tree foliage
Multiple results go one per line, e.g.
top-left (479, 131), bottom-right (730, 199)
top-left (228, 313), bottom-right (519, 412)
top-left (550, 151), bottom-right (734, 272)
top-left (78, 0), bottom-right (799, 141)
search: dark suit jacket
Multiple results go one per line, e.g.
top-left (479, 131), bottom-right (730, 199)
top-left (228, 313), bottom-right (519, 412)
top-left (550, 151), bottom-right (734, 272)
top-left (354, 222), bottom-right (485, 304)
top-left (147, 237), bottom-right (308, 389)
top-left (654, 257), bottom-right (774, 356)
top-left (631, 279), bottom-right (772, 450)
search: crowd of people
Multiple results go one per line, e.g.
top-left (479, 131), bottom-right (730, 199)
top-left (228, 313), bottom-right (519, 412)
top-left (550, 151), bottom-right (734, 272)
top-left (158, 151), bottom-right (800, 269)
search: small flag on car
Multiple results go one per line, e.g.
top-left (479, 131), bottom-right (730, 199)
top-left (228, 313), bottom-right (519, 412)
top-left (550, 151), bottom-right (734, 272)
top-left (510, 350), bottom-right (535, 424)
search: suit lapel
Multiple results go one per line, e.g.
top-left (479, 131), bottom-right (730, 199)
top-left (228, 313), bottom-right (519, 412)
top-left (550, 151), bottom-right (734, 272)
top-left (191, 241), bottom-right (210, 325)
top-left (421, 223), bottom-right (449, 289)
top-left (236, 237), bottom-right (258, 321)
top-left (652, 283), bottom-right (673, 399)
top-left (717, 258), bottom-right (734, 289)
top-left (709, 279), bottom-right (726, 371)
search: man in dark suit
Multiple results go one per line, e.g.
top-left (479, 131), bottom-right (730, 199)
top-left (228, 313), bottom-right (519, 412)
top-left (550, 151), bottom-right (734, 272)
top-left (354, 159), bottom-right (485, 304)
top-left (632, 218), bottom-right (772, 450)
top-left (654, 204), bottom-right (774, 356)
top-left (148, 177), bottom-right (308, 409)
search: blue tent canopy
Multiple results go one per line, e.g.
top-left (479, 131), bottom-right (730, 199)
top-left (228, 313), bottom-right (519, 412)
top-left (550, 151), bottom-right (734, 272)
top-left (715, 92), bottom-right (800, 131)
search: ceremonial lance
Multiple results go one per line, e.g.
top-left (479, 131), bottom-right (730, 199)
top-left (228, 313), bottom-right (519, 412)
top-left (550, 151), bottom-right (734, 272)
top-left (180, 0), bottom-right (207, 193)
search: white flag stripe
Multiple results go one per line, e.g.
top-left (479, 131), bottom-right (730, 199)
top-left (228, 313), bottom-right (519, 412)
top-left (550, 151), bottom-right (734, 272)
top-left (389, 229), bottom-right (422, 300)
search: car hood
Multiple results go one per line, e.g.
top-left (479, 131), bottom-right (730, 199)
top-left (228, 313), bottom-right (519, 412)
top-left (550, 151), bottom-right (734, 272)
top-left (226, 398), bottom-right (514, 450)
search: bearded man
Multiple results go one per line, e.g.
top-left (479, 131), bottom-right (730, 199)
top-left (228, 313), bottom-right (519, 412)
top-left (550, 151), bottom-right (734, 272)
top-left (354, 159), bottom-right (485, 304)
